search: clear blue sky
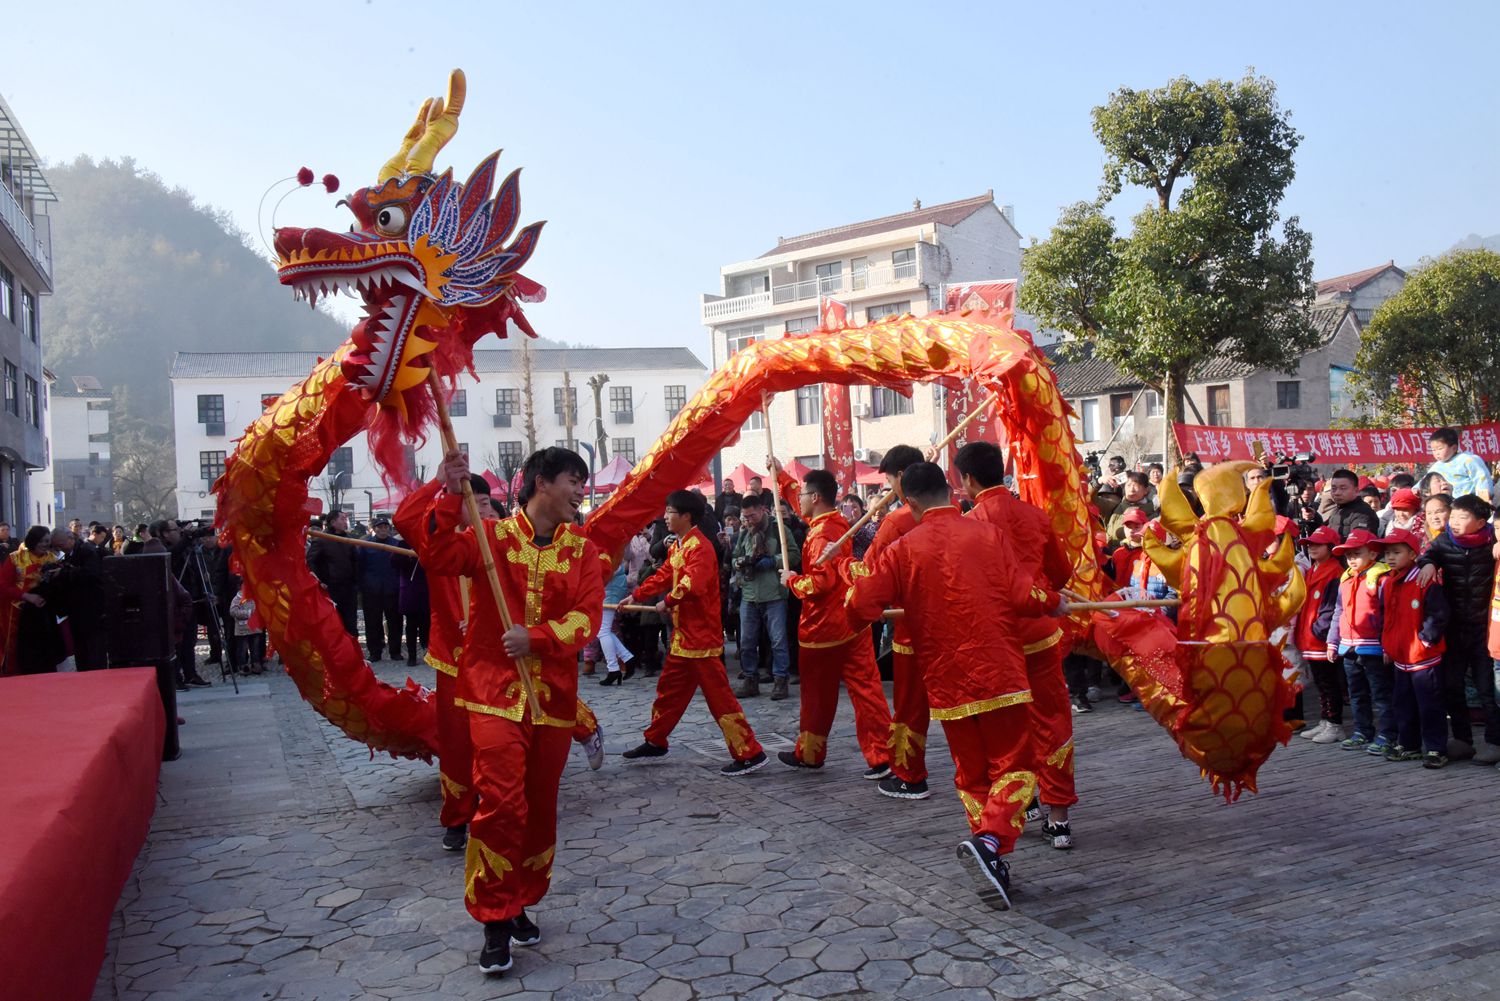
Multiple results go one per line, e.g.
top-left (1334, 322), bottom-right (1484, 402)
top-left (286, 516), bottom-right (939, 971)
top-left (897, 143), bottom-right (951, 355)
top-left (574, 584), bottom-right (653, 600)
top-left (7, 1), bottom-right (1498, 355)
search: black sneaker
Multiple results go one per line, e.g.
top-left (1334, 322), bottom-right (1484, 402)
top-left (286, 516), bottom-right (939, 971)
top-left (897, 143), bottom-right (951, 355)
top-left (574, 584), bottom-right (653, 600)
top-left (720, 751), bottom-right (768, 776)
top-left (187, 675), bottom-right (212, 688)
top-left (956, 835), bottom-right (1012, 910)
top-left (863, 763), bottom-right (892, 780)
top-left (441, 825), bottom-right (467, 852)
top-left (510, 910), bottom-right (540, 947)
top-left (878, 776), bottom-right (930, 800)
top-left (777, 750), bottom-right (822, 770)
top-left (1071, 696), bottom-right (1093, 714)
top-left (478, 921), bottom-right (512, 974)
top-left (1023, 798), bottom-right (1043, 823)
top-left (1423, 751), bottom-right (1449, 769)
top-left (1041, 819), bottom-right (1073, 850)
top-left (621, 741), bottom-right (668, 761)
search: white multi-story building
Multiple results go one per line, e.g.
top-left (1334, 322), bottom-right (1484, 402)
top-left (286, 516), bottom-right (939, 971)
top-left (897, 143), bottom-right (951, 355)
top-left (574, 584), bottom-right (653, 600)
top-left (170, 346), bottom-right (707, 522)
top-left (701, 192), bottom-right (1023, 474)
top-left (29, 373), bottom-right (111, 526)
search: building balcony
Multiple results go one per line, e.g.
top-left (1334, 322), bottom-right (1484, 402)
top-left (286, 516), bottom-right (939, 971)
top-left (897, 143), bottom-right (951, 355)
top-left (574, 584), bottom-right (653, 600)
top-left (0, 183), bottom-right (52, 291)
top-left (701, 258), bottom-right (923, 325)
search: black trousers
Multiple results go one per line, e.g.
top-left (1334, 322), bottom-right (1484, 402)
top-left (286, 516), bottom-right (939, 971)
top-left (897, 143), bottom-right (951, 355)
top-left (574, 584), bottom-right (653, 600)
top-left (328, 585), bottom-right (358, 638)
top-left (361, 588), bottom-right (402, 658)
top-left (1442, 626), bottom-right (1500, 745)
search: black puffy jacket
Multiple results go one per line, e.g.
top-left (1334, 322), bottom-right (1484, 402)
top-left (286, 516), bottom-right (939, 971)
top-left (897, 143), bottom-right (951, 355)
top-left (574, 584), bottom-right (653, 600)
top-left (1422, 529), bottom-right (1496, 626)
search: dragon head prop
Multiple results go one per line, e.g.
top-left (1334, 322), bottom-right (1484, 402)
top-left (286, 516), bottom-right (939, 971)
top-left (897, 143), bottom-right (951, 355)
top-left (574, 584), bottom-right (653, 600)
top-left (272, 69), bottom-right (543, 479)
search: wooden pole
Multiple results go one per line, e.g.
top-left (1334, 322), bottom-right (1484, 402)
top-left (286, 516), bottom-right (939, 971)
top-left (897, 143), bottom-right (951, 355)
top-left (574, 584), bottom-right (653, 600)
top-left (609, 601), bottom-right (904, 621)
top-left (1066, 598), bottom-right (1180, 613)
top-left (925, 392), bottom-right (999, 462)
top-left (814, 487), bottom-right (896, 566)
top-left (427, 370), bottom-right (541, 719)
top-left (308, 529), bottom-right (411, 557)
top-left (760, 393), bottom-right (792, 576)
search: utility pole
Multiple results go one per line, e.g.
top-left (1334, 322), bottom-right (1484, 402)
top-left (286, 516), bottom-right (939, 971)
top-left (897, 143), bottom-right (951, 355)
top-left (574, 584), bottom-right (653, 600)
top-left (520, 339), bottom-right (538, 453)
top-left (587, 373), bottom-right (610, 465)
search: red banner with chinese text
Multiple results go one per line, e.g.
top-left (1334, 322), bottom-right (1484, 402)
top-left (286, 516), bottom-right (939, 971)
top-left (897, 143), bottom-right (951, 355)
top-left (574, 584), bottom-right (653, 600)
top-left (1172, 421), bottom-right (1500, 465)
top-left (823, 384), bottom-right (855, 492)
top-left (944, 280), bottom-right (1017, 315)
top-left (943, 382), bottom-right (1006, 491)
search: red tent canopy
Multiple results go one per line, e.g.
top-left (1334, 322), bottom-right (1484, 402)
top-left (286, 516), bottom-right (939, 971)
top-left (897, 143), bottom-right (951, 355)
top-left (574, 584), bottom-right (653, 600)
top-left (781, 457), bottom-right (816, 481)
top-left (854, 461), bottom-right (885, 486)
top-left (722, 462), bottom-right (766, 492)
top-left (590, 455), bottom-right (635, 494)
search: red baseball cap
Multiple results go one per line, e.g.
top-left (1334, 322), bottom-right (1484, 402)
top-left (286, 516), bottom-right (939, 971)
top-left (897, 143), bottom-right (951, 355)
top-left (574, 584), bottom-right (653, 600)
top-left (1121, 507), bottom-right (1149, 526)
top-left (1377, 527), bottom-right (1425, 552)
top-left (1274, 515), bottom-right (1295, 536)
top-left (1390, 487), bottom-right (1421, 511)
top-left (1300, 526), bottom-right (1341, 547)
top-left (1332, 528), bottom-right (1384, 556)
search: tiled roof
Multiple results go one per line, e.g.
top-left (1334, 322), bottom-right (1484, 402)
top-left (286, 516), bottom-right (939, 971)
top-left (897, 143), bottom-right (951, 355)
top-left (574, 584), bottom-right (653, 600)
top-left (759, 192), bottom-right (998, 258)
top-left (170, 346), bottom-right (707, 380)
top-left (1041, 306), bottom-right (1353, 397)
top-left (1316, 262), bottom-right (1404, 296)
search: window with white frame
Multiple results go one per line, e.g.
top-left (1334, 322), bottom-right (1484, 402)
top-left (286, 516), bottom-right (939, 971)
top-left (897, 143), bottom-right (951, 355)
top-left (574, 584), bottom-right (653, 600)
top-left (665, 384), bottom-right (687, 416)
top-left (815, 261), bottom-right (843, 294)
top-left (612, 438), bottom-right (636, 463)
top-left (872, 385), bottom-right (913, 418)
top-left (867, 301), bottom-right (910, 323)
top-left (0, 264), bottom-right (12, 322)
top-left (1145, 389), bottom-right (1163, 417)
top-left (851, 257), bottom-right (868, 291)
top-left (795, 385), bottom-right (821, 426)
top-left (724, 323), bottom-right (762, 358)
top-left (892, 247), bottom-right (916, 279)
top-left (1080, 398), bottom-right (1099, 441)
top-left (785, 315), bottom-right (817, 335)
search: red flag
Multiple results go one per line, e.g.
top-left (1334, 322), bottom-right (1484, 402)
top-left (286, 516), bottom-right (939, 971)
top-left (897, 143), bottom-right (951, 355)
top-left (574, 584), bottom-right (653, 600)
top-left (823, 383), bottom-right (855, 492)
top-left (820, 296), bottom-right (850, 330)
top-left (944, 280), bottom-right (1016, 315)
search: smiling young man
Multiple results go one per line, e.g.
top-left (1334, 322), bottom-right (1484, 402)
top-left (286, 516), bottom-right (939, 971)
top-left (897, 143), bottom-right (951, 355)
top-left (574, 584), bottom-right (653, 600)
top-left (419, 447), bottom-right (606, 977)
top-left (623, 489), bottom-right (767, 776)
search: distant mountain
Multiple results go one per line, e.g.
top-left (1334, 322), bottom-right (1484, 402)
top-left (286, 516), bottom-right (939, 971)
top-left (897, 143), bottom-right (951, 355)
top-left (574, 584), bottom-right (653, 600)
top-left (41, 157), bottom-right (563, 427)
top-left (42, 157), bottom-right (350, 424)
top-left (1448, 233), bottom-right (1500, 254)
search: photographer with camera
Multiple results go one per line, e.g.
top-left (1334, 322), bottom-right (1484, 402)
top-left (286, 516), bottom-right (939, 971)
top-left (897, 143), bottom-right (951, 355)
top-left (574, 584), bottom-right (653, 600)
top-left (731, 492), bottom-right (799, 700)
top-left (143, 520), bottom-right (213, 689)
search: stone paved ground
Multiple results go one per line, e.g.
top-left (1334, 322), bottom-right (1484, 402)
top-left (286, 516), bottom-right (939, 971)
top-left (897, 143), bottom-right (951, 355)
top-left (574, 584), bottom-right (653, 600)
top-left (91, 654), bottom-right (1500, 1001)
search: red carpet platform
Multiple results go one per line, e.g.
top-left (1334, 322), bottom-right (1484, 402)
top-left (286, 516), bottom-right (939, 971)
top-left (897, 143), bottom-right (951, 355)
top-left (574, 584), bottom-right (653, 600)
top-left (0, 669), bottom-right (164, 1001)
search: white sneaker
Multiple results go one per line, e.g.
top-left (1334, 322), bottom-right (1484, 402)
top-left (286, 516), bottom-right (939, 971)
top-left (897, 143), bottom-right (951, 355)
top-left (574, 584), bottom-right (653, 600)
top-left (583, 725), bottom-right (605, 770)
top-left (1299, 720), bottom-right (1328, 740)
top-left (1311, 722), bottom-right (1345, 744)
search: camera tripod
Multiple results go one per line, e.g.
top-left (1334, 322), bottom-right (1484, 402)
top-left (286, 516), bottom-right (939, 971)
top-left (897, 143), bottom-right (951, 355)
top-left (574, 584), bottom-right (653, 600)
top-left (179, 542), bottom-right (239, 695)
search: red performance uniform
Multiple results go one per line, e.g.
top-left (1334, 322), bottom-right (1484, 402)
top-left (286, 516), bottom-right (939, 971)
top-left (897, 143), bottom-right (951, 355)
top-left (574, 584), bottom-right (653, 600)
top-left (863, 504), bottom-right (926, 783)
top-left (631, 526), bottom-right (762, 761)
top-left (968, 485), bottom-right (1077, 810)
top-left (420, 492), bottom-right (605, 925)
top-left (850, 506), bottom-right (1060, 853)
top-left (779, 475), bottom-right (893, 768)
top-left (395, 480), bottom-right (477, 829)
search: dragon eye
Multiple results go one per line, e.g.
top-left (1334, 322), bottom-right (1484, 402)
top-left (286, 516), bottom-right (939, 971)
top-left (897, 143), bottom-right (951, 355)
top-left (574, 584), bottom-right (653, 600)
top-left (375, 205), bottom-right (408, 235)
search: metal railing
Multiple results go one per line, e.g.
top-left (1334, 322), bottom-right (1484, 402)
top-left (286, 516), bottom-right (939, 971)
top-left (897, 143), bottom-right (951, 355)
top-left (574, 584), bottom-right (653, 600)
top-left (0, 184), bottom-right (51, 280)
top-left (702, 257), bottom-right (921, 324)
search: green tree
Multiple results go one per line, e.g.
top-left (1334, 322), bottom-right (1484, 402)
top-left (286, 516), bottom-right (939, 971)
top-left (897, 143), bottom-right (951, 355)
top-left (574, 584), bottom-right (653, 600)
top-left (1350, 249), bottom-right (1500, 427)
top-left (1020, 73), bottom-right (1318, 465)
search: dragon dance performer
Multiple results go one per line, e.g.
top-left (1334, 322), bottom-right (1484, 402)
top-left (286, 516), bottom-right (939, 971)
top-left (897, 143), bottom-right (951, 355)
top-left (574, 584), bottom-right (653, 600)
top-left (622, 489), bottom-right (768, 776)
top-left (862, 444), bottom-right (931, 800)
top-left (396, 471), bottom-right (610, 854)
top-left (849, 462), bottom-right (1066, 910)
top-left (956, 442), bottom-right (1079, 850)
top-left (419, 447), bottom-right (606, 976)
top-left (770, 462), bottom-right (893, 776)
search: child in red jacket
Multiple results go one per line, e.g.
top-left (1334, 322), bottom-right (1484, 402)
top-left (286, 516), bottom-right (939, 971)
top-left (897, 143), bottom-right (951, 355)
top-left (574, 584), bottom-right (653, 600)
top-left (1326, 529), bottom-right (1393, 754)
top-left (1294, 526), bottom-right (1345, 744)
top-left (1380, 527), bottom-right (1451, 767)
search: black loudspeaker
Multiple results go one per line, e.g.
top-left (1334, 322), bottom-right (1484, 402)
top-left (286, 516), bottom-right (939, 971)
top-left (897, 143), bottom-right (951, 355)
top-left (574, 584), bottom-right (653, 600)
top-left (104, 553), bottom-right (175, 663)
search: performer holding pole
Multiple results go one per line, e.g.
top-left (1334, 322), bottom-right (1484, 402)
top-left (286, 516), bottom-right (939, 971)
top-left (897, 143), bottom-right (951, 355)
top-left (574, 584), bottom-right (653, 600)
top-left (957, 441), bottom-right (1079, 850)
top-left (622, 489), bottom-right (769, 775)
top-left (858, 443), bottom-right (931, 800)
top-left (417, 445), bottom-right (606, 977)
top-left (849, 461), bottom-right (1069, 911)
top-left (771, 460), bottom-right (893, 777)
top-left (761, 393), bottom-right (792, 577)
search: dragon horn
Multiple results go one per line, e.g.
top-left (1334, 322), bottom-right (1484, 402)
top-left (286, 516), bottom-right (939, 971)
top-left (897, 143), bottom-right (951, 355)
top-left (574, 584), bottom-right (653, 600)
top-left (1157, 467), bottom-right (1199, 541)
top-left (404, 69), bottom-right (467, 176)
top-left (379, 98), bottom-right (436, 183)
top-left (1194, 461), bottom-right (1257, 520)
